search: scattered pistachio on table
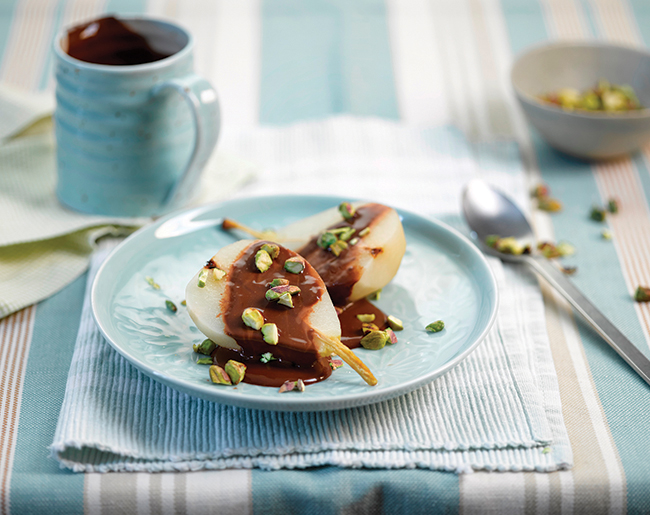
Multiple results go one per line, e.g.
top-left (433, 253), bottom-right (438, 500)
top-left (634, 286), bottom-right (650, 302)
top-left (590, 206), bottom-right (607, 222)
top-left (601, 229), bottom-right (612, 240)
top-left (531, 183), bottom-right (562, 213)
top-left (608, 199), bottom-right (619, 214)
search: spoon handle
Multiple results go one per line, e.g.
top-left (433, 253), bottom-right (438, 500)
top-left (525, 255), bottom-right (650, 386)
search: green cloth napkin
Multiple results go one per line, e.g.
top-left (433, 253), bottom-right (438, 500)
top-left (0, 85), bottom-right (256, 318)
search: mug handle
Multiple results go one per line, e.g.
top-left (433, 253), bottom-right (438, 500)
top-left (151, 74), bottom-right (220, 209)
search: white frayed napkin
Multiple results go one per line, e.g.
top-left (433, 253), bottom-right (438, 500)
top-left (51, 118), bottom-right (572, 473)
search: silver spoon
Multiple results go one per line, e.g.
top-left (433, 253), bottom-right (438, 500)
top-left (462, 178), bottom-right (650, 386)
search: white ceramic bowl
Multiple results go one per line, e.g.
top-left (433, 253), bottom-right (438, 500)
top-left (511, 42), bottom-right (650, 159)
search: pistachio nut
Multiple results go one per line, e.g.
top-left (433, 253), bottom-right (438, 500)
top-left (181, 300), bottom-right (187, 306)
top-left (212, 267), bottom-right (226, 280)
top-left (358, 227), bottom-right (371, 237)
top-left (634, 286), bottom-right (650, 302)
top-left (260, 352), bottom-right (276, 363)
top-left (196, 357), bottom-right (213, 365)
top-left (209, 365), bottom-right (232, 385)
top-left (165, 300), bottom-right (178, 313)
top-left (269, 278), bottom-right (290, 288)
top-left (277, 292), bottom-right (294, 308)
top-left (349, 237), bottom-right (359, 246)
top-left (193, 338), bottom-right (216, 356)
top-left (329, 358), bottom-right (344, 370)
top-left (338, 227), bottom-right (356, 242)
top-left (145, 276), bottom-right (161, 290)
top-left (284, 256), bottom-right (305, 274)
top-left (360, 330), bottom-right (388, 350)
top-left (356, 313), bottom-right (376, 323)
top-left (317, 231), bottom-right (338, 250)
top-left (361, 322), bottom-right (380, 334)
top-left (338, 202), bottom-right (356, 220)
top-left (608, 198), bottom-right (619, 214)
top-left (225, 360), bottom-right (247, 384)
top-left (385, 328), bottom-right (398, 345)
top-left (197, 269), bottom-right (209, 288)
top-left (367, 289), bottom-right (381, 301)
top-left (329, 240), bottom-right (348, 257)
top-left (426, 320), bottom-right (445, 333)
top-left (255, 249), bottom-right (273, 273)
top-left (261, 323), bottom-right (279, 345)
top-left (260, 243), bottom-right (280, 259)
top-left (387, 315), bottom-right (404, 331)
top-left (242, 307), bottom-right (264, 330)
top-left (602, 229), bottom-right (612, 240)
top-left (279, 379), bottom-right (306, 393)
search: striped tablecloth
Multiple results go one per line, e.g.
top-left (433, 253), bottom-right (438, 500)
top-left (2, 0), bottom-right (650, 513)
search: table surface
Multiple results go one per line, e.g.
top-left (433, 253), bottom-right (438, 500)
top-left (2, 0), bottom-right (650, 514)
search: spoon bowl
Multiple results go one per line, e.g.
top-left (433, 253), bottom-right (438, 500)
top-left (461, 179), bottom-right (650, 386)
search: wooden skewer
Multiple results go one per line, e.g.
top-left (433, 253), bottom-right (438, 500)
top-left (316, 331), bottom-right (378, 386)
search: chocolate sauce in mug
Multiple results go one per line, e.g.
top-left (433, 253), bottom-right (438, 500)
top-left (65, 16), bottom-right (171, 65)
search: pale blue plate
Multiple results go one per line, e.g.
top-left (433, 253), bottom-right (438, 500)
top-left (92, 195), bottom-right (498, 411)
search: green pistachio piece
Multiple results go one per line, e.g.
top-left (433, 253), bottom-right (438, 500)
top-left (590, 206), bottom-right (606, 222)
top-left (338, 202), bottom-right (356, 220)
top-left (209, 365), bottom-right (232, 385)
top-left (196, 357), bottom-right (213, 365)
top-left (224, 360), bottom-right (247, 384)
top-left (317, 231), bottom-right (338, 249)
top-left (426, 320), bottom-right (445, 333)
top-left (261, 323), bottom-right (279, 345)
top-left (284, 256), bottom-right (305, 274)
top-left (496, 237), bottom-right (525, 255)
top-left (255, 249), bottom-right (273, 273)
top-left (387, 315), bottom-right (404, 331)
top-left (329, 358), bottom-right (344, 370)
top-left (356, 313), bottom-right (376, 323)
top-left (197, 269), bottom-right (209, 288)
top-left (367, 289), bottom-right (381, 301)
top-left (269, 278), bottom-right (290, 287)
top-left (634, 286), bottom-right (650, 302)
top-left (485, 235), bottom-right (500, 248)
top-left (165, 300), bottom-right (178, 313)
top-left (260, 243), bottom-right (280, 259)
top-left (608, 199), bottom-right (619, 214)
top-left (212, 267), bottom-right (226, 280)
top-left (193, 338), bottom-right (216, 356)
top-left (349, 237), bottom-right (359, 246)
top-left (556, 241), bottom-right (575, 257)
top-left (329, 240), bottom-right (348, 257)
top-left (260, 352), bottom-right (276, 364)
top-left (181, 300), bottom-right (187, 306)
top-left (277, 292), bottom-right (294, 308)
top-left (602, 229), bottom-right (612, 240)
top-left (279, 379), bottom-right (306, 393)
top-left (266, 284), bottom-right (300, 302)
top-left (361, 322), bottom-right (380, 334)
top-left (358, 227), bottom-right (371, 237)
top-left (359, 330), bottom-right (388, 350)
top-left (242, 307), bottom-right (264, 330)
top-left (338, 227), bottom-right (356, 242)
top-left (385, 328), bottom-right (398, 344)
top-left (145, 276), bottom-right (161, 290)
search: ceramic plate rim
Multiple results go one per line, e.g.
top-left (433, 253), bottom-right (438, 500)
top-left (91, 194), bottom-right (499, 411)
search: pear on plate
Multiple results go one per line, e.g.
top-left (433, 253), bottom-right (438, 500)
top-left (222, 202), bottom-right (406, 305)
top-left (185, 239), bottom-right (377, 386)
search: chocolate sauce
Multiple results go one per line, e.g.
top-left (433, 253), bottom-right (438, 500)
top-left (297, 204), bottom-right (391, 306)
top-left (65, 16), bottom-right (172, 65)
top-left (217, 241), bottom-right (333, 387)
top-left (338, 298), bottom-right (389, 349)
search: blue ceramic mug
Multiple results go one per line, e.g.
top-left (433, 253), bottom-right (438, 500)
top-left (53, 16), bottom-right (220, 217)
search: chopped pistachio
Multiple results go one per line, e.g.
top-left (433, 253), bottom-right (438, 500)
top-left (361, 322), bottom-right (380, 334)
top-left (212, 267), bottom-right (226, 280)
top-left (242, 307), bottom-right (264, 330)
top-left (608, 199), bottom-right (619, 214)
top-left (385, 328), bottom-right (398, 344)
top-left (277, 292), bottom-right (294, 308)
top-left (145, 276), bottom-right (161, 290)
top-left (538, 242), bottom-right (561, 259)
top-left (269, 284), bottom-right (301, 296)
top-left (538, 197), bottom-right (562, 212)
top-left (556, 241), bottom-right (575, 257)
top-left (634, 286), bottom-right (650, 302)
top-left (387, 315), bottom-right (404, 331)
top-left (317, 231), bottom-right (338, 249)
top-left (181, 300), bottom-right (187, 306)
top-left (496, 237), bottom-right (525, 255)
top-left (339, 202), bottom-right (356, 220)
top-left (542, 447), bottom-right (551, 455)
top-left (193, 338), bottom-right (216, 356)
top-left (284, 256), bottom-right (305, 274)
top-left (358, 227), bottom-right (371, 237)
top-left (338, 227), bottom-right (356, 242)
top-left (334, 306), bottom-right (344, 315)
top-left (269, 278), bottom-right (290, 287)
top-left (279, 379), bottom-right (306, 393)
top-left (360, 330), bottom-right (388, 350)
top-left (225, 360), bottom-right (247, 384)
top-left (261, 323), bottom-right (279, 345)
top-left (255, 249), bottom-right (273, 273)
top-left (356, 313), bottom-right (376, 323)
top-left (329, 358), bottom-right (344, 370)
top-left (426, 320), bottom-right (445, 333)
top-left (260, 352), bottom-right (276, 364)
top-left (209, 365), bottom-right (232, 385)
top-left (531, 184), bottom-right (550, 199)
top-left (197, 269), bottom-right (209, 288)
top-left (560, 265), bottom-right (577, 275)
top-left (367, 289), bottom-right (382, 301)
top-left (590, 206), bottom-right (607, 222)
top-left (165, 300), bottom-right (178, 313)
top-left (602, 229), bottom-right (612, 240)
top-left (329, 239), bottom-right (348, 257)
top-left (260, 243), bottom-right (280, 259)
top-left (485, 235), bottom-right (500, 248)
top-left (349, 237), bottom-right (359, 246)
top-left (196, 357), bottom-right (213, 365)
